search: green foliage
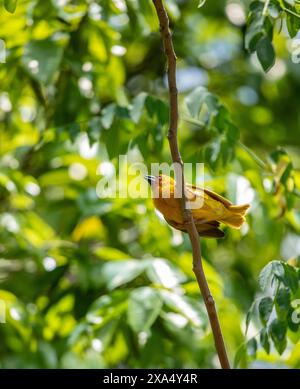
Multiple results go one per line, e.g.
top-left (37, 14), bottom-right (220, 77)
top-left (246, 0), bottom-right (300, 71)
top-left (127, 287), bottom-right (162, 333)
top-left (4, 0), bottom-right (18, 13)
top-left (23, 39), bottom-right (64, 85)
top-left (0, 0), bottom-right (300, 369)
top-left (258, 297), bottom-right (273, 325)
top-left (256, 36), bottom-right (275, 72)
top-left (184, 87), bottom-right (239, 169)
top-left (238, 261), bottom-right (300, 366)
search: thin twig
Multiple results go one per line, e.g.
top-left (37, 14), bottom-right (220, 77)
top-left (262, 0), bottom-right (271, 17)
top-left (282, 6), bottom-right (300, 19)
top-left (152, 0), bottom-right (230, 369)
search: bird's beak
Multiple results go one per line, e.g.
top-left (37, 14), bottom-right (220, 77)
top-left (144, 175), bottom-right (156, 185)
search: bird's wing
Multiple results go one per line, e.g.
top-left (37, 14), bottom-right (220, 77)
top-left (164, 218), bottom-right (185, 232)
top-left (186, 183), bottom-right (232, 207)
top-left (194, 219), bottom-right (220, 227)
top-left (165, 217), bottom-right (220, 229)
top-left (184, 185), bottom-right (197, 201)
top-left (164, 217), bottom-right (225, 238)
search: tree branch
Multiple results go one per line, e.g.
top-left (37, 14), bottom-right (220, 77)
top-left (152, 0), bottom-right (231, 369)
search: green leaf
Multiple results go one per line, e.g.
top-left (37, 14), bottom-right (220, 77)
top-left (93, 246), bottom-right (130, 261)
top-left (198, 0), bottom-right (206, 8)
top-left (245, 300), bottom-right (256, 334)
top-left (4, 0), bottom-right (17, 13)
top-left (131, 133), bottom-right (149, 158)
top-left (258, 297), bottom-right (273, 325)
top-left (184, 87), bottom-right (238, 169)
top-left (256, 37), bottom-right (275, 72)
top-left (145, 95), bottom-right (169, 125)
top-left (87, 291), bottom-right (128, 325)
top-left (68, 122), bottom-right (81, 143)
top-left (67, 323), bottom-right (87, 346)
top-left (127, 287), bottom-right (162, 333)
top-left (234, 343), bottom-right (247, 368)
top-left (282, 263), bottom-right (299, 293)
top-left (268, 3), bottom-right (281, 19)
top-left (285, 5), bottom-right (300, 38)
top-left (185, 87), bottom-right (218, 119)
top-left (150, 124), bottom-right (164, 152)
top-left (269, 148), bottom-right (288, 163)
top-left (131, 92), bottom-right (148, 124)
top-left (146, 258), bottom-right (186, 288)
top-left (245, 18), bottom-right (264, 52)
top-left (138, 0), bottom-right (156, 29)
top-left (101, 260), bottom-right (146, 290)
top-left (269, 318), bottom-right (287, 355)
top-left (275, 287), bottom-right (291, 320)
top-left (101, 104), bottom-right (116, 129)
top-left (87, 117), bottom-right (102, 144)
top-left (260, 328), bottom-right (270, 354)
top-left (249, 1), bottom-right (264, 13)
top-left (259, 261), bottom-right (284, 291)
top-left (247, 338), bottom-right (257, 358)
top-left (159, 290), bottom-right (205, 327)
top-left (115, 106), bottom-right (131, 120)
top-left (280, 162), bottom-right (293, 185)
top-left (22, 39), bottom-right (64, 85)
top-left (245, 0), bottom-right (274, 56)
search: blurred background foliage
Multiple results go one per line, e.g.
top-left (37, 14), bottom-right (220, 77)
top-left (0, 0), bottom-right (300, 368)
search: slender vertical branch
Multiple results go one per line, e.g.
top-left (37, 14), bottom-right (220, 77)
top-left (152, 0), bottom-right (230, 369)
top-left (262, 0), bottom-right (271, 17)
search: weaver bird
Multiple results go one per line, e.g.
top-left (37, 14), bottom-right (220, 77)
top-left (145, 174), bottom-right (250, 238)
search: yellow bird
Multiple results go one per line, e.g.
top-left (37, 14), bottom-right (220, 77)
top-left (145, 174), bottom-right (250, 238)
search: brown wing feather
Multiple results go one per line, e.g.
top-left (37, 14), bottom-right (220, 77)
top-left (186, 183), bottom-right (232, 207)
top-left (194, 219), bottom-right (220, 227)
top-left (164, 218), bottom-right (185, 232)
top-left (164, 218), bottom-right (225, 238)
top-left (184, 186), bottom-right (196, 201)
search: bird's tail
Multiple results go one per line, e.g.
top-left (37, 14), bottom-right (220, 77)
top-left (221, 204), bottom-right (250, 229)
